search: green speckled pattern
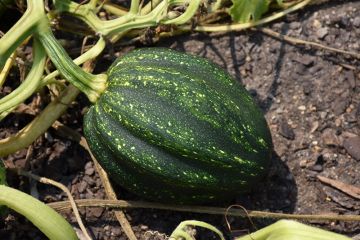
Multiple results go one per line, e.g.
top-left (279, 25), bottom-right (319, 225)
top-left (84, 48), bottom-right (273, 203)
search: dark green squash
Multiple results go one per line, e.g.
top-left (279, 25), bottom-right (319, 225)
top-left (83, 48), bottom-right (273, 203)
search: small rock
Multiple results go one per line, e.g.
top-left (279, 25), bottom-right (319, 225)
top-left (84, 161), bottom-right (93, 169)
top-left (83, 175), bottom-right (95, 186)
top-left (345, 71), bottom-right (356, 89)
top-left (289, 21), bottom-right (301, 29)
top-left (293, 56), bottom-right (314, 66)
top-left (111, 228), bottom-right (121, 237)
top-left (298, 105), bottom-right (306, 111)
top-left (77, 181), bottom-right (88, 193)
top-left (316, 28), bottom-right (328, 39)
top-left (343, 136), bottom-right (360, 161)
top-left (354, 16), bottom-right (360, 27)
top-left (321, 128), bottom-right (339, 146)
top-left (299, 159), bottom-right (308, 168)
top-left (140, 225), bottom-right (149, 231)
top-left (87, 207), bottom-right (104, 218)
top-left (309, 164), bottom-right (323, 172)
top-left (279, 120), bottom-right (295, 140)
top-left (313, 19), bottom-right (322, 28)
top-left (85, 167), bottom-right (95, 176)
top-left (332, 98), bottom-right (349, 115)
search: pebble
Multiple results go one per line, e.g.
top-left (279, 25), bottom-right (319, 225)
top-left (332, 98), bottom-right (348, 115)
top-left (85, 167), bottom-right (95, 176)
top-left (343, 136), bottom-right (360, 161)
top-left (293, 55), bottom-right (314, 66)
top-left (83, 175), bottom-right (96, 186)
top-left (87, 207), bottom-right (104, 218)
top-left (345, 70), bottom-right (356, 89)
top-left (310, 164), bottom-right (323, 172)
top-left (77, 181), bottom-right (88, 193)
top-left (298, 105), bottom-right (306, 111)
top-left (279, 120), bottom-right (295, 140)
top-left (316, 27), bottom-right (329, 39)
top-left (354, 16), bottom-right (360, 27)
top-left (321, 128), bottom-right (339, 146)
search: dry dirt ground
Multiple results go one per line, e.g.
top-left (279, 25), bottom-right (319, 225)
top-left (0, 0), bottom-right (360, 239)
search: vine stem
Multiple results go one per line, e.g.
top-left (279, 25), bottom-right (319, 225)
top-left (0, 37), bottom-right (105, 157)
top-left (48, 199), bottom-right (360, 222)
top-left (0, 185), bottom-right (77, 240)
top-left (180, 0), bottom-right (313, 32)
top-left (0, 0), bottom-right (45, 68)
top-left (0, 39), bottom-right (46, 118)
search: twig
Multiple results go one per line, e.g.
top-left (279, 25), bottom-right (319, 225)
top-left (257, 27), bottom-right (360, 60)
top-left (48, 199), bottom-right (360, 222)
top-left (81, 138), bottom-right (138, 240)
top-left (317, 175), bottom-right (360, 200)
top-left (19, 170), bottom-right (93, 240)
top-left (52, 122), bottom-right (137, 240)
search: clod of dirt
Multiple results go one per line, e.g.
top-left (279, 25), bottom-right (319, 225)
top-left (343, 136), bottom-right (360, 161)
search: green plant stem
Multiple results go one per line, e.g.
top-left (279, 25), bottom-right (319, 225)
top-left (235, 220), bottom-right (351, 240)
top-left (140, 0), bottom-right (163, 15)
top-left (0, 0), bottom-right (44, 68)
top-left (102, 2), bottom-right (128, 16)
top-left (129, 0), bottom-right (140, 14)
top-left (48, 199), bottom-right (360, 222)
top-left (163, 0), bottom-right (201, 25)
top-left (0, 36), bottom-right (105, 157)
top-left (170, 220), bottom-right (225, 240)
top-left (185, 0), bottom-right (312, 32)
top-left (40, 36), bottom-right (106, 87)
top-left (0, 84), bottom-right (80, 157)
top-left (54, 0), bottom-right (198, 39)
top-left (0, 185), bottom-right (77, 240)
top-left (0, 39), bottom-right (46, 118)
top-left (36, 26), bottom-right (107, 102)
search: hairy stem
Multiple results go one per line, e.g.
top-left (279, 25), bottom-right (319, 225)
top-left (36, 24), bottom-right (107, 102)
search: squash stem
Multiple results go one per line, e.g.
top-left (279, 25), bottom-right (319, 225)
top-left (0, 38), bottom-right (104, 157)
top-left (0, 39), bottom-right (46, 119)
top-left (0, 0), bottom-right (45, 68)
top-left (35, 21), bottom-right (107, 102)
top-left (235, 220), bottom-right (351, 240)
top-left (53, 0), bottom-right (200, 40)
top-left (0, 185), bottom-right (78, 240)
top-left (40, 36), bottom-right (106, 87)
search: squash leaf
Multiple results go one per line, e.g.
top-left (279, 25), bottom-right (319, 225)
top-left (229, 0), bottom-right (271, 23)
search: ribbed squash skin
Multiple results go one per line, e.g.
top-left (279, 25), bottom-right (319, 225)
top-left (84, 48), bottom-right (273, 203)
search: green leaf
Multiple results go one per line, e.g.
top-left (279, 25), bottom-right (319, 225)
top-left (229, 0), bottom-right (271, 23)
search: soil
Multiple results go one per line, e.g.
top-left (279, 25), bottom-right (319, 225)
top-left (1, 1), bottom-right (360, 239)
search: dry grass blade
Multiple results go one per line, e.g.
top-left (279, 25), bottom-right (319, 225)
top-left (257, 27), bottom-right (360, 60)
top-left (317, 175), bottom-right (360, 200)
top-left (19, 170), bottom-right (93, 240)
top-left (48, 199), bottom-right (360, 222)
top-left (52, 122), bottom-right (137, 240)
